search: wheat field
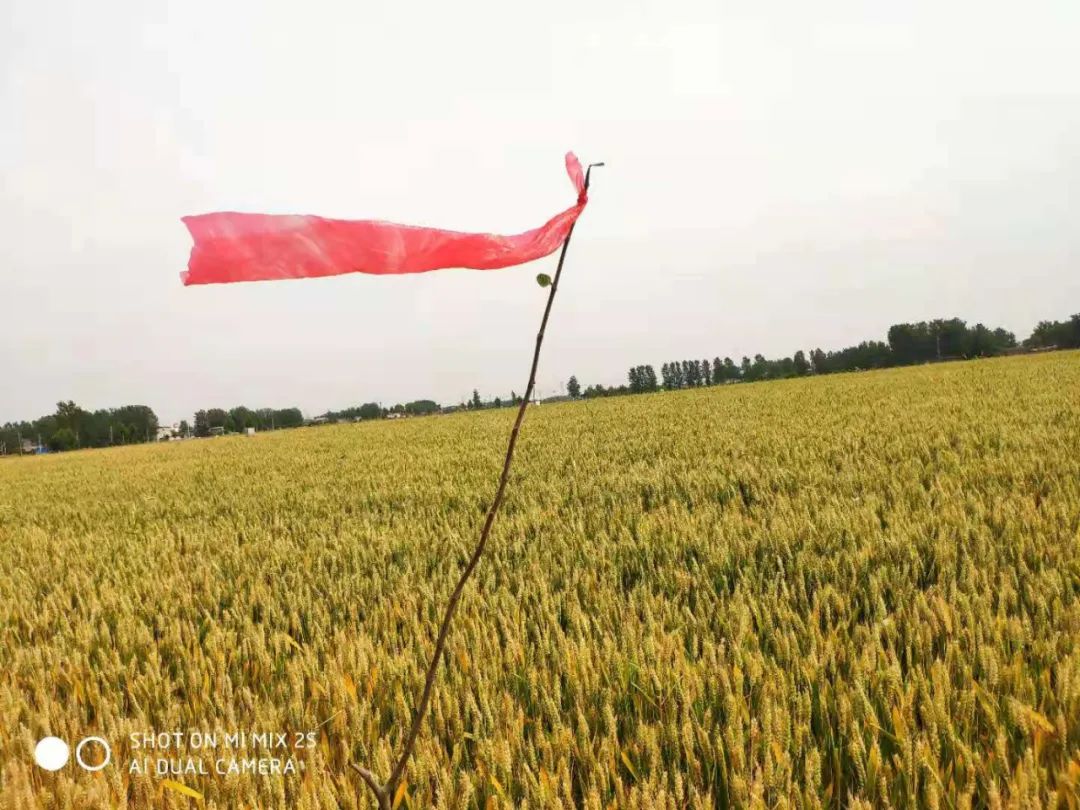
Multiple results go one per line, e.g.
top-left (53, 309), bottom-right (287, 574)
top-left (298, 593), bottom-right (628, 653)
top-left (2, 352), bottom-right (1079, 809)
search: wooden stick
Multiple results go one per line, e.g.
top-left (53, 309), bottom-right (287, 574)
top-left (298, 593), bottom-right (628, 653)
top-left (355, 163), bottom-right (602, 808)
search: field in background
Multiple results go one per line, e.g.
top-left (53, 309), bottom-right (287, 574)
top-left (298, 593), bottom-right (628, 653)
top-left (2, 352), bottom-right (1079, 808)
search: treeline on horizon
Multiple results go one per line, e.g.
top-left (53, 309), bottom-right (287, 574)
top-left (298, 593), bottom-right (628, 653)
top-left (577, 314), bottom-right (1080, 398)
top-left (191, 406), bottom-right (305, 436)
top-left (0, 402), bottom-right (158, 454)
top-left (2, 313), bottom-right (1078, 454)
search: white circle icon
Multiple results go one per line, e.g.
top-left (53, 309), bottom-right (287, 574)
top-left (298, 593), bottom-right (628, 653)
top-left (34, 737), bottom-right (70, 771)
top-left (75, 737), bottom-right (112, 771)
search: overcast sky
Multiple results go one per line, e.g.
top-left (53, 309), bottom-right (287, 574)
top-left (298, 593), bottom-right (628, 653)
top-left (2, 1), bottom-right (1078, 424)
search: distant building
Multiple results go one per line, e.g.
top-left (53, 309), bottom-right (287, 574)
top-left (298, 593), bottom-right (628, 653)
top-left (244, 427), bottom-right (256, 436)
top-left (209, 426), bottom-right (226, 436)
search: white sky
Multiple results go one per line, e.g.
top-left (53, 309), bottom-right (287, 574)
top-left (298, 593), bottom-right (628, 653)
top-left (2, 0), bottom-right (1078, 423)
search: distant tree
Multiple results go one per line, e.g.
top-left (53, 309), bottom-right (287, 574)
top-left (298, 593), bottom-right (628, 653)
top-left (567, 376), bottom-right (581, 398)
top-left (643, 365), bottom-right (658, 392)
top-left (493, 397), bottom-right (502, 408)
top-left (1026, 315), bottom-right (1080, 349)
top-left (818, 340), bottom-right (891, 372)
top-left (751, 354), bottom-right (769, 381)
top-left (993, 328), bottom-right (1018, 351)
top-left (741, 356), bottom-right (752, 379)
top-left (723, 357), bottom-right (738, 381)
top-left (177, 420), bottom-right (191, 438)
top-left (775, 356), bottom-right (796, 378)
top-left (888, 322), bottom-right (935, 365)
top-left (48, 428), bottom-right (76, 452)
top-left (511, 391), bottom-right (521, 405)
top-left (666, 362), bottom-right (683, 389)
top-left (1, 404), bottom-right (151, 450)
top-left (55, 401), bottom-right (83, 431)
top-left (969, 323), bottom-right (1016, 357)
top-left (276, 407), bottom-right (305, 428)
top-left (930, 318), bottom-right (970, 358)
top-left (793, 350), bottom-right (809, 376)
top-left (1027, 320), bottom-right (1058, 348)
top-left (230, 406), bottom-right (255, 430)
top-left (357, 402), bottom-right (382, 420)
top-left (194, 410), bottom-right (210, 437)
top-left (627, 365), bottom-right (658, 394)
top-left (471, 390), bottom-right (481, 410)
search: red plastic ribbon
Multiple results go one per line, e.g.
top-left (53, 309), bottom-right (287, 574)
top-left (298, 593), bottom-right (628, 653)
top-left (181, 153), bottom-right (587, 286)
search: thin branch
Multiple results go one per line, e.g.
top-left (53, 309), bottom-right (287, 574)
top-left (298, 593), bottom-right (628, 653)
top-left (354, 162), bottom-right (601, 807)
top-left (349, 763), bottom-right (389, 809)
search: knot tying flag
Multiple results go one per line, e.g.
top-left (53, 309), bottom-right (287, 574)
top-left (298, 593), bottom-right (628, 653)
top-left (181, 152), bottom-right (587, 286)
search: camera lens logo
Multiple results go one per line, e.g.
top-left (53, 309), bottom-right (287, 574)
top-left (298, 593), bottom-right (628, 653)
top-left (76, 737), bottom-right (112, 771)
top-left (34, 737), bottom-right (111, 771)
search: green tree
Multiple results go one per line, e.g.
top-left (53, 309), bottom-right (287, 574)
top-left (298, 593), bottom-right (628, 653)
top-left (567, 376), bottom-right (581, 398)
top-left (358, 403), bottom-right (382, 420)
top-left (660, 363), bottom-right (670, 389)
top-left (724, 357), bottom-right (738, 381)
top-left (229, 406), bottom-right (255, 430)
top-left (793, 350), bottom-right (809, 376)
top-left (643, 365), bottom-right (658, 392)
top-left (48, 428), bottom-right (76, 452)
top-left (55, 401), bottom-right (83, 432)
top-left (930, 318), bottom-right (970, 358)
top-left (888, 322), bottom-right (934, 364)
top-left (1026, 315), bottom-right (1080, 349)
top-left (993, 328), bottom-right (1018, 351)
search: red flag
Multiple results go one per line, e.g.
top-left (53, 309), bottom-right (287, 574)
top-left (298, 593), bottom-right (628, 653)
top-left (181, 153), bottom-right (587, 286)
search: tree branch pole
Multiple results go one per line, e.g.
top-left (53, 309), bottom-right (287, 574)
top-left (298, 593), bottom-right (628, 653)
top-left (353, 162), bottom-right (603, 809)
